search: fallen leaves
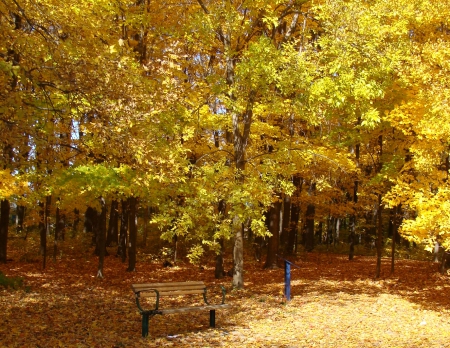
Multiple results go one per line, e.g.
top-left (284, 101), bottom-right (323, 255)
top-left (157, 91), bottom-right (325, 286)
top-left (1, 246), bottom-right (450, 347)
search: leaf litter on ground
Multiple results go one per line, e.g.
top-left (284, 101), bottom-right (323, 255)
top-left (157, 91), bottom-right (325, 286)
top-left (1, 245), bottom-right (450, 347)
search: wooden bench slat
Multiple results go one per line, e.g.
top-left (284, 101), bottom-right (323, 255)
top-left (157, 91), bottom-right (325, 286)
top-left (132, 281), bottom-right (204, 289)
top-left (138, 289), bottom-right (206, 297)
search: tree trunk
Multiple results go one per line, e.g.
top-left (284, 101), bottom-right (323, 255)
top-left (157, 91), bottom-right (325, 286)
top-left (264, 200), bottom-right (281, 269)
top-left (0, 199), bottom-right (10, 263)
top-left (375, 194), bottom-right (383, 278)
top-left (286, 175), bottom-right (302, 255)
top-left (73, 209), bottom-right (80, 236)
top-left (117, 199), bottom-right (128, 262)
top-left (304, 182), bottom-right (316, 252)
top-left (349, 140), bottom-right (360, 260)
top-left (16, 205), bottom-right (25, 235)
top-left (390, 205), bottom-right (399, 274)
top-left (106, 200), bottom-right (119, 246)
top-left (39, 201), bottom-right (46, 268)
top-left (215, 199), bottom-right (226, 278)
top-left (127, 197), bottom-right (137, 272)
top-left (142, 206), bottom-right (149, 248)
top-left (97, 197), bottom-right (107, 278)
top-left (215, 237), bottom-right (225, 279)
top-left (54, 205), bottom-right (60, 262)
top-left (232, 218), bottom-right (244, 289)
top-left (375, 135), bottom-right (383, 278)
top-left (280, 194), bottom-right (291, 254)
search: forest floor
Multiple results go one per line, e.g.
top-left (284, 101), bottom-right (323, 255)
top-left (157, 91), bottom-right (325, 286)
top-left (1, 240), bottom-right (450, 347)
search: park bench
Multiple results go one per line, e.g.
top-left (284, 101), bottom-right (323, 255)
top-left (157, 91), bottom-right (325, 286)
top-left (131, 281), bottom-right (230, 337)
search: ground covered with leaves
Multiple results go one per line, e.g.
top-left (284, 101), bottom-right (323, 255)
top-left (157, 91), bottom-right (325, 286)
top-left (1, 243), bottom-right (450, 347)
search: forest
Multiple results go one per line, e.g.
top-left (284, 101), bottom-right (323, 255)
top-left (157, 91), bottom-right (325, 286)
top-left (2, 0), bottom-right (450, 346)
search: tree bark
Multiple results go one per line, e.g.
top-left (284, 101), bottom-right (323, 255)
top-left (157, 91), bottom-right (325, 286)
top-left (0, 199), bottom-right (10, 263)
top-left (232, 219), bottom-right (244, 288)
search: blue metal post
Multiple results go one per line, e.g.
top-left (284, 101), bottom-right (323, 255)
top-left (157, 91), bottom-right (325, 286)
top-left (285, 260), bottom-right (291, 301)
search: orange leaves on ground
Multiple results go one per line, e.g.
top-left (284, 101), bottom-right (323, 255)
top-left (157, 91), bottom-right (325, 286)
top-left (1, 248), bottom-right (450, 347)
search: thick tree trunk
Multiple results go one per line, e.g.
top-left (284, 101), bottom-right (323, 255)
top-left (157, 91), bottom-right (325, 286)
top-left (97, 197), bottom-right (107, 278)
top-left (117, 199), bottom-right (128, 262)
top-left (127, 197), bottom-right (137, 272)
top-left (264, 200), bottom-right (281, 269)
top-left (0, 199), bottom-right (10, 263)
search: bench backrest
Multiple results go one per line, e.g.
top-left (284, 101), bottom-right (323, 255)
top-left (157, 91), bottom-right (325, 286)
top-left (131, 281), bottom-right (206, 298)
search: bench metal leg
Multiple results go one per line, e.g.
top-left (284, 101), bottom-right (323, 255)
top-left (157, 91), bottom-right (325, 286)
top-left (142, 313), bottom-right (150, 337)
top-left (210, 309), bottom-right (216, 328)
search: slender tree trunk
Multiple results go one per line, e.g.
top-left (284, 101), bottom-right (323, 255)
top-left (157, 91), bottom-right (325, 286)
top-left (375, 135), bottom-right (384, 278)
top-left (375, 194), bottom-right (383, 278)
top-left (97, 197), bottom-right (107, 278)
top-left (215, 199), bottom-right (226, 278)
top-left (16, 205), bottom-right (25, 235)
top-left (39, 201), bottom-right (46, 268)
top-left (304, 183), bottom-right (316, 252)
top-left (142, 206), bottom-right (149, 248)
top-left (73, 208), bottom-right (80, 236)
top-left (0, 199), bottom-right (10, 263)
top-left (127, 197), bottom-right (137, 272)
top-left (117, 199), bottom-right (128, 262)
top-left (106, 200), bottom-right (119, 246)
top-left (215, 237), bottom-right (225, 279)
top-left (390, 206), bottom-right (398, 274)
top-left (286, 176), bottom-right (302, 255)
top-left (54, 205), bottom-right (60, 262)
top-left (264, 200), bottom-right (281, 269)
top-left (280, 194), bottom-right (291, 254)
top-left (317, 222), bottom-right (323, 244)
top-left (349, 138), bottom-right (360, 260)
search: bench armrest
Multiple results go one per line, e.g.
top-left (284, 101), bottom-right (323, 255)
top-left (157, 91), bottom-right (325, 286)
top-left (134, 289), bottom-right (160, 313)
top-left (204, 285), bottom-right (227, 305)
